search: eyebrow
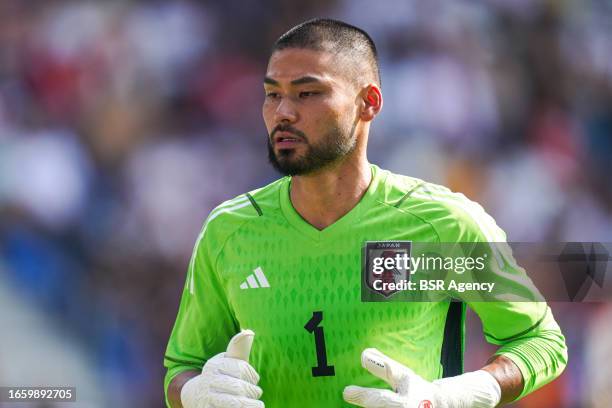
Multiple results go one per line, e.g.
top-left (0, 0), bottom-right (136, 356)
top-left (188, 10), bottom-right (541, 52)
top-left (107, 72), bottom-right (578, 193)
top-left (263, 76), bottom-right (323, 86)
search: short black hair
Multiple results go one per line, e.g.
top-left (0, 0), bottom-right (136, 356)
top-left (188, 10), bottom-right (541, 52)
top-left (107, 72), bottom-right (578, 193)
top-left (272, 18), bottom-right (381, 87)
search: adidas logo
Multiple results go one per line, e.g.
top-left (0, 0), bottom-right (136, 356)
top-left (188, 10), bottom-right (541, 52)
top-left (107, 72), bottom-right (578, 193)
top-left (240, 267), bottom-right (270, 289)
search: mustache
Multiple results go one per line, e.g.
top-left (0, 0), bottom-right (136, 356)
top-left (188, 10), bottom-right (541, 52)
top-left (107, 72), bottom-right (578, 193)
top-left (271, 124), bottom-right (307, 141)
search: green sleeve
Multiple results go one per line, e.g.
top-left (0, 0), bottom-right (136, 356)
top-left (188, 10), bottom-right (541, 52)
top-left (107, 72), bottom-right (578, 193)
top-left (463, 241), bottom-right (567, 400)
top-left (424, 186), bottom-right (568, 400)
top-left (163, 222), bottom-right (239, 407)
top-left (455, 210), bottom-right (568, 400)
top-left (490, 306), bottom-right (568, 400)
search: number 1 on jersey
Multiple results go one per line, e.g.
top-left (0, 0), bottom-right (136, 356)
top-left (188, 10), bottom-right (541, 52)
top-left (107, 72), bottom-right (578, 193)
top-left (304, 311), bottom-right (335, 377)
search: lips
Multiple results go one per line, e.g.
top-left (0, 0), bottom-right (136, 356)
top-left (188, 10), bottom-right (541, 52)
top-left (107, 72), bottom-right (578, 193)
top-left (273, 131), bottom-right (303, 148)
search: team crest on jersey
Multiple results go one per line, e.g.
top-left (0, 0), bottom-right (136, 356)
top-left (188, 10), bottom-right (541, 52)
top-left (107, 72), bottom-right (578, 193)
top-left (363, 241), bottom-right (412, 298)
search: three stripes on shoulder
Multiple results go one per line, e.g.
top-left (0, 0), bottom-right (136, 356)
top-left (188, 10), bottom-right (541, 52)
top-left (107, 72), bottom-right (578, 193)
top-left (240, 267), bottom-right (270, 289)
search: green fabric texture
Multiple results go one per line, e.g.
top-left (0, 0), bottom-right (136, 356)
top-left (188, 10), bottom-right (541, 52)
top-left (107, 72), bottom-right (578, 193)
top-left (164, 164), bottom-right (567, 406)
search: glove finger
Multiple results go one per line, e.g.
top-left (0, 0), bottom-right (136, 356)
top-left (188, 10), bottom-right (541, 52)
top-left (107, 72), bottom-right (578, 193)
top-left (217, 357), bottom-right (260, 385)
top-left (361, 348), bottom-right (417, 392)
top-left (209, 392), bottom-right (265, 408)
top-left (343, 385), bottom-right (403, 408)
top-left (209, 373), bottom-right (263, 399)
top-left (225, 330), bottom-right (255, 362)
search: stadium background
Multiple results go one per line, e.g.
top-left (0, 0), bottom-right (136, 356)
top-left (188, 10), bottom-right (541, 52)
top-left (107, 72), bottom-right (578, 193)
top-left (0, 1), bottom-right (611, 407)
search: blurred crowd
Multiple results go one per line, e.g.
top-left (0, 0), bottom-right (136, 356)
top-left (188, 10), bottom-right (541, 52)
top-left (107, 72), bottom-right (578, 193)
top-left (0, 0), bottom-right (610, 407)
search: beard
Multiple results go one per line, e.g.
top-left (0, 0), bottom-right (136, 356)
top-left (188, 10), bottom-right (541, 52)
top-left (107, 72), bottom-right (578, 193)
top-left (267, 121), bottom-right (357, 176)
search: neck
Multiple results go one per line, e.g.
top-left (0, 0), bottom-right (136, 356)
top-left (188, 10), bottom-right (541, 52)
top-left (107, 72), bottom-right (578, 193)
top-left (289, 156), bottom-right (372, 230)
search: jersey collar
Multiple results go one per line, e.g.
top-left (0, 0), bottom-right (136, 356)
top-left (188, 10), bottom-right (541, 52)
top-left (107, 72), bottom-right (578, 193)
top-left (279, 164), bottom-right (385, 242)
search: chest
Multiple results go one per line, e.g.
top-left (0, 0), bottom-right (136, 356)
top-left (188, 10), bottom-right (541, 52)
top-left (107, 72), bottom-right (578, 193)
top-left (216, 218), bottom-right (439, 337)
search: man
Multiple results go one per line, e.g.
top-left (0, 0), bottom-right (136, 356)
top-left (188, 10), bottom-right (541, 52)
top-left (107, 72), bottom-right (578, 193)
top-left (164, 18), bottom-right (567, 408)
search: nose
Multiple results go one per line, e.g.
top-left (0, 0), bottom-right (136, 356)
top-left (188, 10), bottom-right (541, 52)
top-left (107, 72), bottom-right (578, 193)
top-left (274, 97), bottom-right (298, 124)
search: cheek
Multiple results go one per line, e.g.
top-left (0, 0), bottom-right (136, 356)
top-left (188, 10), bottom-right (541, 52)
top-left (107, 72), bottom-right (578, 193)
top-left (313, 99), bottom-right (346, 123)
top-left (326, 106), bottom-right (354, 130)
top-left (325, 95), bottom-right (357, 123)
top-left (262, 104), bottom-right (275, 130)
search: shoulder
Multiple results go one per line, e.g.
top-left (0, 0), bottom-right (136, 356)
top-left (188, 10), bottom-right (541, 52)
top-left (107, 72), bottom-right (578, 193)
top-left (200, 176), bottom-right (287, 241)
top-left (379, 167), bottom-right (506, 242)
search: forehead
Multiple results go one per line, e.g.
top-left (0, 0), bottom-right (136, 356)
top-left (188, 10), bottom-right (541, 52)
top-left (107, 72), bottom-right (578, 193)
top-left (266, 48), bottom-right (346, 84)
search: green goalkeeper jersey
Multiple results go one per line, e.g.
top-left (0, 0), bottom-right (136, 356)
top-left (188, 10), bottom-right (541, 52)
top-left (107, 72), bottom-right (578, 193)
top-left (164, 164), bottom-right (567, 407)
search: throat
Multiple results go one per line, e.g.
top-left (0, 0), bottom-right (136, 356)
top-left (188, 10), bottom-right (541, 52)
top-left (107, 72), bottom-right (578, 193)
top-left (289, 163), bottom-right (372, 230)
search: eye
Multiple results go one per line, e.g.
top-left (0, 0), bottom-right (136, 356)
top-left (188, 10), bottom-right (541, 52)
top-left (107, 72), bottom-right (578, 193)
top-left (265, 92), bottom-right (280, 99)
top-left (299, 91), bottom-right (320, 98)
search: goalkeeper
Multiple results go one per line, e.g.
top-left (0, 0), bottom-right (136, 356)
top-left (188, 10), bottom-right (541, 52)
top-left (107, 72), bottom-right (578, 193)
top-left (164, 18), bottom-right (567, 407)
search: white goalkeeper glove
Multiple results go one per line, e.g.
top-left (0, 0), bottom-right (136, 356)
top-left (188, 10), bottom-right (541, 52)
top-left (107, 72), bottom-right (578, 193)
top-left (344, 348), bottom-right (501, 408)
top-left (180, 330), bottom-right (264, 408)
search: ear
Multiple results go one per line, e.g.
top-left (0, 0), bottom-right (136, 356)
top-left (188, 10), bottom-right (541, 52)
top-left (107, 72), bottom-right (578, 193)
top-left (360, 85), bottom-right (383, 122)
